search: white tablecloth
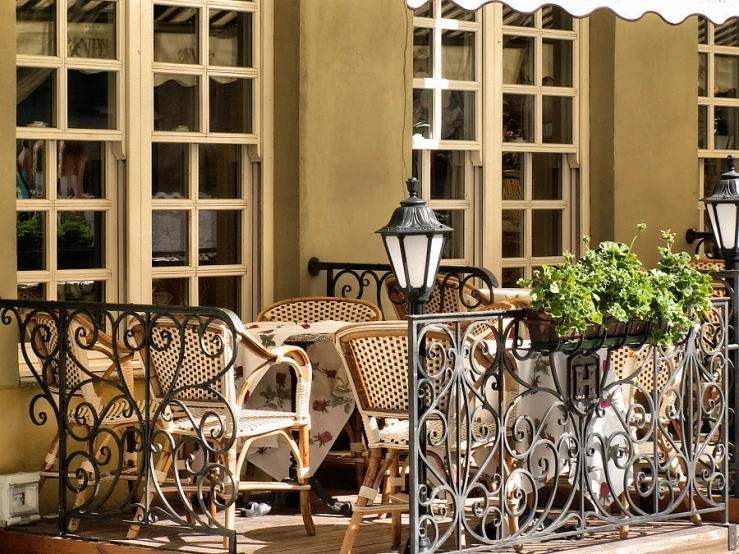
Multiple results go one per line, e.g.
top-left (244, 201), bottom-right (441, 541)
top-left (239, 321), bottom-right (355, 480)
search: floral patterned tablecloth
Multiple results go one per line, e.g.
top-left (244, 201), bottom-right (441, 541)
top-left (239, 320), bottom-right (355, 481)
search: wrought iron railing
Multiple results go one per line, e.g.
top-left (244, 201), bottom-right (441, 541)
top-left (0, 300), bottom-right (246, 552)
top-left (406, 299), bottom-right (732, 553)
top-left (307, 257), bottom-right (499, 319)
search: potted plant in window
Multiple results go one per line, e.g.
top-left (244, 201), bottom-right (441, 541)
top-left (16, 213), bottom-right (43, 271)
top-left (57, 216), bottom-right (94, 270)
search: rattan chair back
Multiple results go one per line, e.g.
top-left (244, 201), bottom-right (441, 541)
top-left (256, 296), bottom-right (382, 324)
top-left (385, 275), bottom-right (492, 319)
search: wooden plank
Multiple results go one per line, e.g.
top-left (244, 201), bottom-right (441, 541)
top-left (0, 530), bottom-right (157, 554)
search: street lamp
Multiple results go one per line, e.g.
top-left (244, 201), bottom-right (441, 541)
top-left (376, 177), bottom-right (452, 314)
top-left (703, 154), bottom-right (739, 270)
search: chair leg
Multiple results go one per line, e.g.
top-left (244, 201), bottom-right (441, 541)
top-left (38, 431), bottom-right (61, 492)
top-left (223, 447), bottom-right (238, 549)
top-left (340, 448), bottom-right (383, 554)
top-left (128, 441), bottom-right (173, 539)
top-left (299, 426), bottom-right (316, 536)
top-left (389, 455), bottom-right (402, 547)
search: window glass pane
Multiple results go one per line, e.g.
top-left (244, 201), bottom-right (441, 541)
top-left (441, 90), bottom-right (475, 140)
top-left (412, 150), bottom-right (421, 181)
top-left (430, 151), bottom-right (465, 200)
top-left (715, 55), bottom-right (739, 97)
top-left (17, 139), bottom-right (46, 199)
top-left (413, 89), bottom-right (433, 139)
top-left (154, 5), bottom-right (199, 64)
top-left (532, 153), bottom-right (563, 200)
top-left (441, 31), bottom-right (474, 81)
top-left (441, 0), bottom-right (474, 21)
top-left (542, 39), bottom-right (573, 87)
top-left (154, 74), bottom-right (199, 131)
top-left (502, 7), bottom-right (533, 27)
top-left (153, 143), bottom-right (189, 197)
top-left (502, 168), bottom-right (523, 200)
top-left (210, 10), bottom-right (252, 67)
top-left (699, 106), bottom-right (708, 149)
top-left (200, 144), bottom-right (241, 199)
top-left (68, 1), bottom-right (116, 59)
top-left (17, 68), bottom-right (55, 128)
top-left (542, 6), bottom-right (572, 31)
top-left (703, 158), bottom-right (726, 197)
top-left (699, 53), bottom-right (708, 97)
top-left (501, 267), bottom-right (524, 289)
top-left (17, 0), bottom-right (56, 56)
top-left (435, 210), bottom-right (465, 259)
top-left (199, 210), bottom-right (241, 265)
top-left (502, 210), bottom-right (524, 258)
top-left (210, 77), bottom-right (252, 133)
top-left (59, 141), bottom-right (104, 199)
top-left (58, 281), bottom-right (104, 302)
top-left (503, 150), bottom-right (523, 176)
top-left (57, 212), bottom-right (104, 269)
top-left (543, 96), bottom-right (573, 144)
top-left (503, 36), bottom-right (534, 85)
top-left (714, 106), bottom-right (739, 150)
top-left (17, 212), bottom-right (45, 271)
top-left (715, 19), bottom-right (739, 47)
top-left (199, 276), bottom-right (240, 314)
top-left (153, 278), bottom-right (188, 306)
top-left (414, 3), bottom-right (433, 18)
top-left (152, 210), bottom-right (188, 266)
top-left (698, 17), bottom-right (709, 45)
top-left (532, 210), bottom-right (562, 257)
top-left (503, 94), bottom-right (533, 142)
top-left (413, 28), bottom-right (432, 78)
top-left (18, 283), bottom-right (45, 301)
top-left (68, 70), bottom-right (116, 129)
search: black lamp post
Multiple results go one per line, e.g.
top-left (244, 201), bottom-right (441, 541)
top-left (377, 177), bottom-right (452, 554)
top-left (376, 177), bottom-right (452, 315)
top-left (703, 154), bottom-right (739, 270)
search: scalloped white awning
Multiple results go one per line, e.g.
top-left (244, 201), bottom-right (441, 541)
top-left (406, 0), bottom-right (739, 25)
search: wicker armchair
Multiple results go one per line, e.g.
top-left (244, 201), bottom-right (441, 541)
top-left (256, 296), bottom-right (383, 324)
top-left (24, 310), bottom-right (137, 530)
top-left (334, 321), bottom-right (520, 553)
top-left (126, 313), bottom-right (315, 545)
top-left (385, 274), bottom-right (496, 319)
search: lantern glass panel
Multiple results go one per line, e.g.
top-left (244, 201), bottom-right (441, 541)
top-left (717, 203), bottom-right (739, 248)
top-left (404, 234), bottom-right (432, 289)
top-left (426, 234), bottom-right (445, 287)
top-left (384, 235), bottom-right (407, 289)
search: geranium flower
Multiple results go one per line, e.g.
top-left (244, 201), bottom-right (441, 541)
top-left (313, 400), bottom-right (328, 412)
top-left (600, 481), bottom-right (611, 498)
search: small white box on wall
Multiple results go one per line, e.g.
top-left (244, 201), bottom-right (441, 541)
top-left (0, 472), bottom-right (41, 527)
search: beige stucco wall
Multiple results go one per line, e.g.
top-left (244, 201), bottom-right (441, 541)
top-left (590, 13), bottom-right (698, 267)
top-left (297, 0), bottom-right (412, 297)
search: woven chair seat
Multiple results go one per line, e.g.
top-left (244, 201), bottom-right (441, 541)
top-left (369, 417), bottom-right (497, 450)
top-left (71, 399), bottom-right (162, 427)
top-left (167, 406), bottom-right (299, 439)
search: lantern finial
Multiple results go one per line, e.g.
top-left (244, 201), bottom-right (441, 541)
top-left (406, 177), bottom-right (420, 198)
top-left (729, 154), bottom-right (736, 173)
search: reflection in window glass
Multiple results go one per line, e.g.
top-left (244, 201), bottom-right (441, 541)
top-left (200, 144), bottom-right (241, 199)
top-left (699, 106), bottom-right (708, 149)
top-left (152, 210), bottom-right (188, 266)
top-left (154, 4), bottom-right (199, 64)
top-left (435, 210), bottom-right (464, 259)
top-left (153, 143), bottom-right (189, 197)
top-left (58, 141), bottom-right (104, 199)
top-left (16, 139), bottom-right (46, 199)
top-left (199, 210), bottom-right (241, 265)
top-left (58, 281), bottom-right (104, 303)
top-left (154, 74), bottom-right (199, 131)
top-left (68, 70), bottom-right (116, 129)
top-left (441, 31), bottom-right (474, 81)
top-left (210, 77), bottom-right (252, 133)
top-left (209, 10), bottom-right (253, 67)
top-left (17, 212), bottom-right (45, 271)
top-left (68, 1), bottom-right (116, 59)
top-left (532, 210), bottom-right (562, 257)
top-left (17, 68), bottom-right (55, 128)
top-left (543, 96), bottom-right (573, 144)
top-left (501, 267), bottom-right (524, 289)
top-left (699, 53), bottom-right (708, 96)
top-left (17, 283), bottom-right (46, 301)
top-left (199, 276), bottom-right (240, 313)
top-left (17, 0), bottom-right (56, 56)
top-left (153, 278), bottom-right (188, 306)
top-left (441, 90), bottom-right (475, 140)
top-left (57, 212), bottom-right (104, 269)
top-left (543, 39), bottom-right (573, 87)
top-left (430, 151), bottom-right (465, 200)
top-left (414, 89), bottom-right (433, 139)
top-left (715, 19), bottom-right (739, 48)
top-left (502, 210), bottom-right (524, 258)
top-left (441, 0), bottom-right (474, 21)
top-left (698, 17), bottom-right (708, 45)
top-left (715, 55), bottom-right (739, 97)
top-left (503, 94), bottom-right (533, 142)
top-left (411, 150), bottom-right (421, 182)
top-left (413, 28), bottom-right (432, 78)
top-left (532, 153), bottom-right (563, 200)
top-left (502, 150), bottom-right (523, 176)
top-left (714, 106), bottom-right (739, 150)
top-left (414, 3), bottom-right (433, 17)
top-left (503, 36), bottom-right (534, 85)
top-left (502, 7), bottom-right (533, 27)
top-left (542, 6), bottom-right (572, 31)
top-left (502, 168), bottom-right (523, 200)
top-left (703, 158), bottom-right (725, 198)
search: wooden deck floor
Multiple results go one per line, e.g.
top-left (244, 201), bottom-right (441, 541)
top-left (0, 491), bottom-right (736, 554)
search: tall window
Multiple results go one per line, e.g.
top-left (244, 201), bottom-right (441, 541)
top-left (410, 2), bottom-right (586, 285)
top-left (698, 17), bottom-right (739, 245)
top-left (16, 0), bottom-right (120, 302)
